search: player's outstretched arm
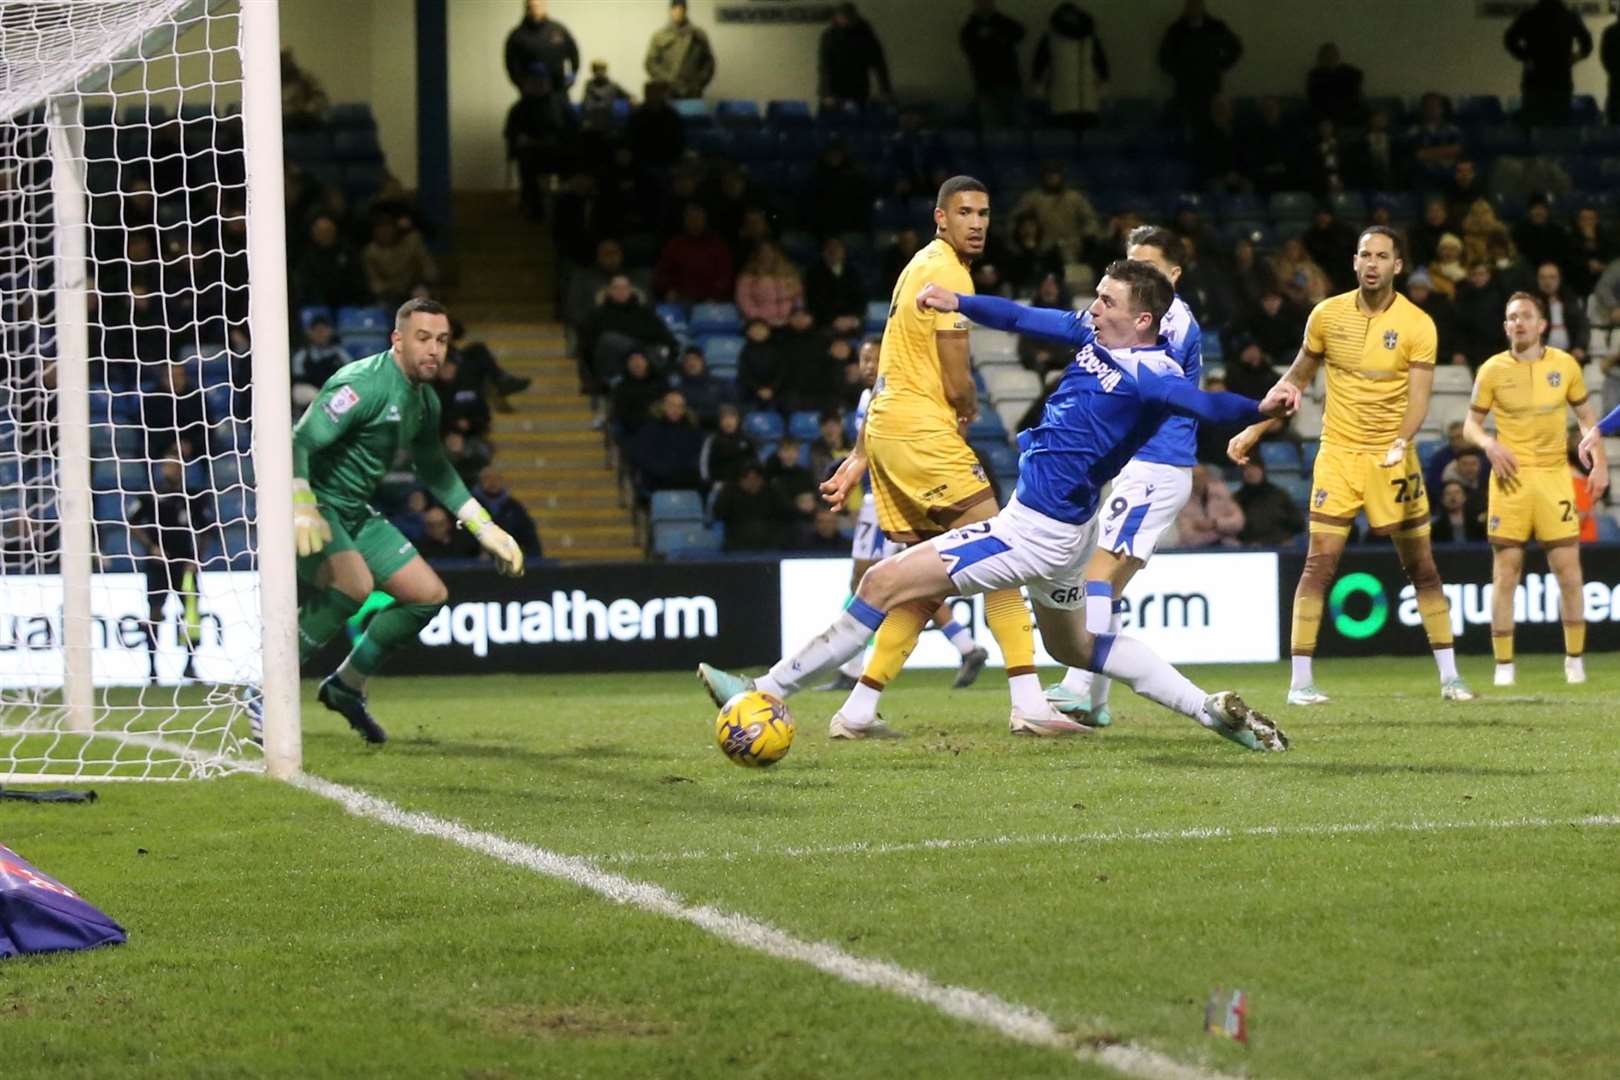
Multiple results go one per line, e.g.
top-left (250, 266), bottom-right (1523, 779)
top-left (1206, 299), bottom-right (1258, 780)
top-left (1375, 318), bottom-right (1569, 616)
top-left (917, 285), bottom-right (1090, 347)
top-left (1137, 361), bottom-right (1293, 426)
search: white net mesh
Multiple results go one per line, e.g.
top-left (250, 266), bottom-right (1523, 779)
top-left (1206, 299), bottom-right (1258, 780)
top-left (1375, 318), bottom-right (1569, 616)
top-left (1, 0), bottom-right (268, 780)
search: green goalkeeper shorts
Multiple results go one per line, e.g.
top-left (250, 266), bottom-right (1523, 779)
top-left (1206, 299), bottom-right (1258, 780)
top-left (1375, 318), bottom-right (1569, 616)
top-left (297, 510), bottom-right (419, 587)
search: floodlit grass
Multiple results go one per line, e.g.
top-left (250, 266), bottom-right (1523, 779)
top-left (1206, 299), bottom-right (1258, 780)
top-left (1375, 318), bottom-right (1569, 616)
top-left (4, 657), bottom-right (1618, 1078)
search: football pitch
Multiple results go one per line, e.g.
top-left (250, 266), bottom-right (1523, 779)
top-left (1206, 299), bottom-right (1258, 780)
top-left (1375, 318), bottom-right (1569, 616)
top-left (5, 657), bottom-right (1618, 1079)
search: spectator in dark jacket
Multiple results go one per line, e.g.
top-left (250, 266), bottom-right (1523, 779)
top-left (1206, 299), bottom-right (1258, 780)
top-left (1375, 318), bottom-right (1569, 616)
top-left (1245, 291), bottom-right (1307, 363)
top-left (1605, 18), bottom-right (1620, 124)
top-left (701, 404), bottom-right (759, 488)
top-left (1223, 337), bottom-right (1277, 403)
top-left (1243, 95), bottom-right (1304, 194)
top-left (789, 507), bottom-right (850, 552)
top-left (504, 0), bottom-right (578, 94)
top-left (1305, 42), bottom-right (1363, 128)
top-left (1157, 0), bottom-right (1243, 125)
top-left (672, 346), bottom-right (730, 427)
top-left (1001, 213), bottom-right (1065, 298)
top-left (610, 351), bottom-right (668, 439)
top-left (765, 437), bottom-right (817, 508)
top-left (504, 88), bottom-right (581, 219)
top-left (804, 236), bottom-right (867, 332)
top-left (1504, 0), bottom-right (1593, 126)
top-left (292, 214), bottom-right (367, 308)
top-left (1454, 262), bottom-right (1508, 368)
top-left (416, 505), bottom-right (480, 561)
top-left (1302, 207), bottom-right (1359, 293)
top-left (290, 317), bottom-right (352, 400)
top-left (1405, 271), bottom-right (1465, 368)
top-left (808, 142), bottom-right (871, 240)
top-left (1235, 461), bottom-right (1304, 546)
top-left (738, 319), bottom-right (785, 409)
top-left (775, 309), bottom-right (841, 412)
top-left (631, 391), bottom-right (708, 494)
top-left (713, 462), bottom-right (781, 550)
top-left (579, 275), bottom-right (678, 389)
top-left (819, 3), bottom-right (892, 108)
top-left (960, 0), bottom-right (1026, 127)
top-left (1533, 261), bottom-right (1590, 361)
top-left (475, 466), bottom-right (543, 557)
top-left (1514, 198), bottom-right (1574, 278)
top-left (625, 80), bottom-right (684, 167)
top-left (141, 361), bottom-right (209, 462)
top-left (655, 203), bottom-right (734, 303)
top-left (579, 60), bottom-right (631, 131)
top-left (1032, 2), bottom-right (1109, 131)
top-left (1431, 479), bottom-right (1487, 543)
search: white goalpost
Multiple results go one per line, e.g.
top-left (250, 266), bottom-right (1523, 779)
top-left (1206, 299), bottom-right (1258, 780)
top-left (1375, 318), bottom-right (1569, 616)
top-left (0, 0), bottom-right (299, 780)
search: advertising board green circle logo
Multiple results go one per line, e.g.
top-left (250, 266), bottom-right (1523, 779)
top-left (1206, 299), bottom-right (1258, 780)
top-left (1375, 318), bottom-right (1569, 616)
top-left (1329, 572), bottom-right (1387, 638)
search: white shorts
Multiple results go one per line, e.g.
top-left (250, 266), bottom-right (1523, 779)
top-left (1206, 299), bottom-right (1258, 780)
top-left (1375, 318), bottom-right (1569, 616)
top-left (1095, 460), bottom-right (1193, 562)
top-left (851, 499), bottom-right (904, 562)
top-left (928, 495), bottom-right (1098, 610)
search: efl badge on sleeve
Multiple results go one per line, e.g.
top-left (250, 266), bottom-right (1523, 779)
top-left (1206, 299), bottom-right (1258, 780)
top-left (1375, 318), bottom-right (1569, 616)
top-left (0, 843), bottom-right (126, 957)
top-left (323, 384), bottom-right (361, 422)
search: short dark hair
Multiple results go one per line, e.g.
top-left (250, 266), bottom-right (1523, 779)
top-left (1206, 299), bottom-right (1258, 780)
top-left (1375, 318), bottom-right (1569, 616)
top-left (1357, 225), bottom-right (1404, 261)
top-left (859, 334), bottom-right (882, 350)
top-left (395, 297), bottom-right (449, 329)
top-left (1506, 290), bottom-right (1546, 318)
top-left (1125, 225), bottom-right (1185, 269)
top-left (1103, 258), bottom-right (1173, 331)
top-left (936, 175), bottom-right (988, 210)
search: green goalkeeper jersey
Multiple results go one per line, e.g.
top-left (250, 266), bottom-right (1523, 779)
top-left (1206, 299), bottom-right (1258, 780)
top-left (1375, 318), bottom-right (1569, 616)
top-left (292, 349), bottom-right (473, 530)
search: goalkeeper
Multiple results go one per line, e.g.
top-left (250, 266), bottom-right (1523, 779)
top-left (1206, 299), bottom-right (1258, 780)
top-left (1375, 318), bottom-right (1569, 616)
top-left (289, 298), bottom-right (524, 743)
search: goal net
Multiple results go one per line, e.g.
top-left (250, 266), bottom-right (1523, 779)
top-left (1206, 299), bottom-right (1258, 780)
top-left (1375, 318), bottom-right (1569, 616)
top-left (0, 0), bottom-right (298, 781)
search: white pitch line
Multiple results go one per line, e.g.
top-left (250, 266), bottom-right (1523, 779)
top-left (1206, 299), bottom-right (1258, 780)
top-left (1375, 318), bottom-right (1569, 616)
top-left (598, 814), bottom-right (1620, 867)
top-left (293, 772), bottom-right (1234, 1080)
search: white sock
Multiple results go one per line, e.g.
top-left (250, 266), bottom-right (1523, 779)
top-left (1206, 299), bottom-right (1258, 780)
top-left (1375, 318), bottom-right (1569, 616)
top-left (839, 680), bottom-right (883, 725)
top-left (336, 658), bottom-right (367, 692)
top-left (1434, 647), bottom-right (1458, 682)
top-left (837, 648), bottom-right (867, 680)
top-left (1290, 655), bottom-right (1313, 690)
top-left (756, 604), bottom-right (884, 699)
top-left (1060, 666), bottom-right (1094, 694)
top-left (1091, 611), bottom-right (1121, 708)
top-left (942, 619), bottom-right (976, 657)
top-left (1008, 672), bottom-right (1046, 714)
top-left (1095, 633), bottom-right (1208, 724)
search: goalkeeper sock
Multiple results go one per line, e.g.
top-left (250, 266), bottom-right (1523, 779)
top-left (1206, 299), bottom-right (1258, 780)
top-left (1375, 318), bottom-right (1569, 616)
top-left (337, 600), bottom-right (443, 690)
top-left (298, 589), bottom-right (363, 665)
top-left (756, 598), bottom-right (886, 699)
top-left (346, 591), bottom-right (396, 642)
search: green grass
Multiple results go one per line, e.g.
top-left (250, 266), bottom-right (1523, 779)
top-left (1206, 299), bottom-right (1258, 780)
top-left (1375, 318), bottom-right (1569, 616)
top-left (4, 658), bottom-right (1618, 1079)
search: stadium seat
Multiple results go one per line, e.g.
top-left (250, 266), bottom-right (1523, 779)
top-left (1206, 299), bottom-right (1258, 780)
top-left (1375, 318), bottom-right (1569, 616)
top-left (732, 129), bottom-right (781, 161)
top-left (1371, 191), bottom-right (1418, 221)
top-left (1269, 190), bottom-right (1315, 223)
top-left (299, 305), bottom-right (332, 329)
top-left (864, 300), bottom-right (889, 332)
top-left (656, 303), bottom-right (688, 335)
top-left (765, 100), bottom-right (814, 129)
top-left (336, 305), bottom-right (390, 335)
top-left (743, 411), bottom-right (784, 442)
top-left (1456, 95), bottom-right (1504, 126)
top-left (281, 130), bottom-right (333, 162)
top-left (699, 334), bottom-right (743, 373)
top-left (342, 333), bottom-right (390, 357)
top-left (966, 412), bottom-right (1005, 442)
top-left (1259, 441), bottom-right (1302, 473)
top-left (1571, 94), bottom-right (1600, 125)
top-left (1276, 474), bottom-right (1314, 509)
top-left (689, 302), bottom-right (741, 335)
top-left (1201, 333), bottom-right (1224, 367)
top-left (715, 99), bottom-right (762, 128)
top-left (1431, 366), bottom-right (1473, 395)
top-left (672, 98), bottom-right (712, 126)
top-left (975, 440), bottom-right (1019, 478)
top-left (787, 410), bottom-right (823, 442)
top-left (687, 128), bottom-right (734, 157)
top-left (1216, 192), bottom-right (1263, 220)
top-left (649, 489), bottom-right (704, 523)
top-left (1417, 438), bottom-right (1445, 467)
top-left (654, 521), bottom-right (724, 558)
top-left (1329, 191), bottom-right (1367, 220)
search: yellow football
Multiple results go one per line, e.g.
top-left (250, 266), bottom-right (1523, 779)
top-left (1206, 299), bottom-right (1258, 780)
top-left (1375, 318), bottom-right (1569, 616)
top-left (714, 690), bottom-right (795, 767)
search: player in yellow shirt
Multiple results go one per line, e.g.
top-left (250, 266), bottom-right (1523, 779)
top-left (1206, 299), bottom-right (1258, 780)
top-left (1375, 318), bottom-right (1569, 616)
top-left (699, 176), bottom-right (1079, 739)
top-left (1463, 291), bottom-right (1607, 687)
top-left (1229, 226), bottom-right (1474, 703)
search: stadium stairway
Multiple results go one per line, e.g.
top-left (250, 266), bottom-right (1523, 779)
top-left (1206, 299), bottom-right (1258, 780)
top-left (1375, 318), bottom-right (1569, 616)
top-left (446, 193), bottom-right (642, 562)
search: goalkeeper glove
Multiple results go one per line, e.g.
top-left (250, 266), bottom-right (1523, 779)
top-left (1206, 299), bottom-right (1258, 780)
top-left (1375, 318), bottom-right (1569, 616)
top-left (293, 479), bottom-right (332, 557)
top-left (458, 500), bottom-right (525, 577)
top-left (1381, 437), bottom-right (1408, 468)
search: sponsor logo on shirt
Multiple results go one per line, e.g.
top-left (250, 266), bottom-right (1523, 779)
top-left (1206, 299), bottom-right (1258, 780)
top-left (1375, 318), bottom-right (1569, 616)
top-left (384, 404), bottom-right (402, 422)
top-left (323, 385), bottom-right (360, 422)
top-left (1074, 344), bottom-right (1122, 393)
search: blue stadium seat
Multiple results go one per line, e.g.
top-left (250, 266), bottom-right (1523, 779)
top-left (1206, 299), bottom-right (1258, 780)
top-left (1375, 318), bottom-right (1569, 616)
top-left (654, 521), bottom-right (724, 558)
top-left (650, 489), bottom-right (704, 523)
top-left (1201, 333), bottom-right (1224, 366)
top-left (743, 411), bottom-right (784, 442)
top-left (788, 410), bottom-right (823, 442)
top-left (689, 302), bottom-right (741, 335)
top-left (733, 129), bottom-right (781, 161)
top-left (342, 333), bottom-right (390, 357)
top-left (715, 99), bottom-right (762, 128)
top-left (672, 98), bottom-right (712, 126)
top-left (341, 162), bottom-right (387, 198)
top-left (299, 305), bottom-right (332, 329)
top-left (698, 335), bottom-right (744, 373)
top-left (1329, 191), bottom-right (1367, 220)
top-left (1276, 474), bottom-right (1314, 509)
top-left (1371, 191), bottom-right (1418, 221)
top-left (864, 300), bottom-right (889, 332)
top-left (687, 128), bottom-right (734, 157)
top-left (92, 491), bottom-right (125, 523)
top-left (1302, 440), bottom-right (1320, 472)
top-left (220, 524), bottom-right (256, 570)
top-left (1598, 514), bottom-right (1620, 542)
top-left (966, 413), bottom-right (1005, 442)
top-left (1259, 441), bottom-right (1302, 473)
top-left (871, 196), bottom-right (907, 230)
top-left (975, 441), bottom-right (1019, 478)
top-left (1456, 95), bottom-right (1504, 126)
top-left (1269, 190), bottom-right (1315, 223)
top-left (336, 305), bottom-right (390, 335)
top-left (766, 100), bottom-right (814, 129)
top-left (656, 303), bottom-right (688, 334)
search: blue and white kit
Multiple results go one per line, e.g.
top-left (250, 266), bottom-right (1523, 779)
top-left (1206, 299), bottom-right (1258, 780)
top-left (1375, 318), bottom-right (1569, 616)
top-left (849, 387), bottom-right (905, 561)
top-left (1090, 296), bottom-right (1202, 561)
top-left (928, 295), bottom-right (1263, 609)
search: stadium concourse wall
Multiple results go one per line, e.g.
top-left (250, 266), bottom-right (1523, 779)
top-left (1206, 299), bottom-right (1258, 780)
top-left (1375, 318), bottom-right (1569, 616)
top-left (300, 544), bottom-right (1620, 675)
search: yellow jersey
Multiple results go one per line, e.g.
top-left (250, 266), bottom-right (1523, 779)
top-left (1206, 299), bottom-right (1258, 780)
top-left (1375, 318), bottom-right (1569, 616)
top-left (1471, 347), bottom-right (1588, 467)
top-left (1304, 290), bottom-right (1437, 452)
top-left (865, 238), bottom-right (974, 441)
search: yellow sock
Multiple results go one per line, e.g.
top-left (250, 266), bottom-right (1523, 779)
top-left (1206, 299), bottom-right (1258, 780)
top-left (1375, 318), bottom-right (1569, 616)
top-left (1290, 590), bottom-right (1323, 656)
top-left (1415, 588), bottom-right (1453, 650)
top-left (861, 599), bottom-right (934, 687)
top-left (983, 589), bottom-right (1035, 676)
top-left (1564, 621), bottom-right (1586, 658)
top-left (1491, 633), bottom-right (1514, 664)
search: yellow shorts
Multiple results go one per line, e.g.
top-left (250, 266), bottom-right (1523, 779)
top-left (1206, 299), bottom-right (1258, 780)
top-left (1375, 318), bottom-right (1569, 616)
top-left (1308, 443), bottom-right (1431, 537)
top-left (1487, 466), bottom-right (1579, 547)
top-left (865, 430), bottom-right (994, 543)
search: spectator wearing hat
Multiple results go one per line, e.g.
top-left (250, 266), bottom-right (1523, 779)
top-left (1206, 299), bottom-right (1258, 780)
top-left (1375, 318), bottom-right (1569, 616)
top-left (1032, 2), bottom-right (1110, 131)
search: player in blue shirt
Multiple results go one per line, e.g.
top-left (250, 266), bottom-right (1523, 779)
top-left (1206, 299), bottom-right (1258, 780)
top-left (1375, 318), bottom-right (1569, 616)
top-left (1044, 226), bottom-right (1202, 727)
top-left (699, 260), bottom-right (1297, 750)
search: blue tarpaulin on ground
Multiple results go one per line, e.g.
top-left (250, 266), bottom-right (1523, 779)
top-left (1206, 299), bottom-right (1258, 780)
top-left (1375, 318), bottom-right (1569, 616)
top-left (0, 843), bottom-right (125, 957)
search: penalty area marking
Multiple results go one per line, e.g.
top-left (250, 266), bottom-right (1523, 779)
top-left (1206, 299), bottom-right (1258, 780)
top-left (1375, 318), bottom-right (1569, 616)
top-left (293, 772), bottom-right (1234, 1080)
top-left (597, 813), bottom-right (1620, 866)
